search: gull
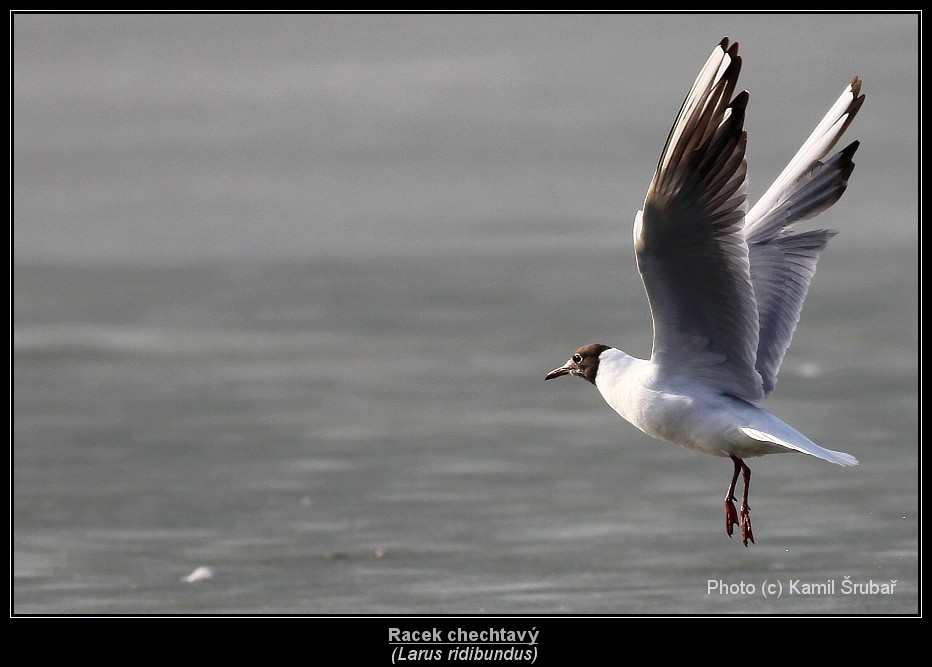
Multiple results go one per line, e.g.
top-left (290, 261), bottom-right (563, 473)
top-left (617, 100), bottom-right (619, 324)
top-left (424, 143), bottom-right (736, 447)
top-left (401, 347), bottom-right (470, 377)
top-left (545, 38), bottom-right (863, 546)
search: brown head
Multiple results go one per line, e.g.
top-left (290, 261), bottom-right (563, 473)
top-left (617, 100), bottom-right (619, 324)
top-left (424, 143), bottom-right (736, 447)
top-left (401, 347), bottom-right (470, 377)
top-left (545, 343), bottom-right (610, 385)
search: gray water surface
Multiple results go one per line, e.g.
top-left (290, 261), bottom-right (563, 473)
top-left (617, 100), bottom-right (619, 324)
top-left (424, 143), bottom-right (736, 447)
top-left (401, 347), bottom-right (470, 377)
top-left (13, 246), bottom-right (919, 614)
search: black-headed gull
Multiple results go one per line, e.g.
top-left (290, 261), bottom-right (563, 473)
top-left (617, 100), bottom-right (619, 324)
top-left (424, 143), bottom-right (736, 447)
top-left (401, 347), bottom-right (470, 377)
top-left (546, 38), bottom-right (863, 546)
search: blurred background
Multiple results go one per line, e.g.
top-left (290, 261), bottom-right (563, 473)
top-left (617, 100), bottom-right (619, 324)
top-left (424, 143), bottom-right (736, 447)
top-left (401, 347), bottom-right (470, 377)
top-left (13, 13), bottom-right (919, 614)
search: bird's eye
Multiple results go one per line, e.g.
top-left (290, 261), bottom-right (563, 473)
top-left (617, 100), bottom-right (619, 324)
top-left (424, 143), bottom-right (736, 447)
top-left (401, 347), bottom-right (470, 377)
top-left (573, 353), bottom-right (583, 363)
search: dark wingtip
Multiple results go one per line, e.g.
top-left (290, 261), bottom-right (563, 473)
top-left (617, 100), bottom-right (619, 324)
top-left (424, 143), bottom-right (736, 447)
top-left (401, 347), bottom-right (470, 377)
top-left (718, 37), bottom-right (739, 57)
top-left (849, 90), bottom-right (866, 117)
top-left (837, 140), bottom-right (860, 180)
top-left (850, 76), bottom-right (863, 97)
top-left (840, 139), bottom-right (860, 160)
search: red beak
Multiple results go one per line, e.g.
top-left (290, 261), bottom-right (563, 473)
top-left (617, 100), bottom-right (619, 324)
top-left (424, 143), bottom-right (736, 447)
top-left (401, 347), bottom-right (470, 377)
top-left (545, 363), bottom-right (573, 381)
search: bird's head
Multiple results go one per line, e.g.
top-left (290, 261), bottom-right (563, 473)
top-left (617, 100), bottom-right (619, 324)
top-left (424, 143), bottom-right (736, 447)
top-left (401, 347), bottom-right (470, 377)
top-left (545, 343), bottom-right (610, 385)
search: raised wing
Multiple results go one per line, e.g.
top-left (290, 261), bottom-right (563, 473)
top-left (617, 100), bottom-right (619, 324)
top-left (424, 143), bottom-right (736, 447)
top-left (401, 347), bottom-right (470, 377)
top-left (745, 80), bottom-right (863, 395)
top-left (635, 38), bottom-right (763, 402)
top-left (745, 79), bottom-right (863, 243)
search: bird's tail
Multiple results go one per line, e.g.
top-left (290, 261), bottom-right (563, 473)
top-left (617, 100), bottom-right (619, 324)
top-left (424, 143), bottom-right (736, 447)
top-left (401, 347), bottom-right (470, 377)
top-left (739, 425), bottom-right (858, 467)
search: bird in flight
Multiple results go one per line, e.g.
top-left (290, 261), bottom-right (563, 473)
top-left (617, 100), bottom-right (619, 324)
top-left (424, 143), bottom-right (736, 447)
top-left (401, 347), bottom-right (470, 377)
top-left (546, 38), bottom-right (863, 546)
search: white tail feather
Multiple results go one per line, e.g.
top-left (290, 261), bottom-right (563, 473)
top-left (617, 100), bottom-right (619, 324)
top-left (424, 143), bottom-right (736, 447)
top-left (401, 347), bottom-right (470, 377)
top-left (740, 426), bottom-right (859, 467)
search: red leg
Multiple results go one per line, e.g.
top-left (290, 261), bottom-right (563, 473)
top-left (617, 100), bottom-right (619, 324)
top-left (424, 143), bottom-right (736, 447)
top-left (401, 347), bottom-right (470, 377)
top-left (738, 459), bottom-right (754, 546)
top-left (724, 455), bottom-right (742, 538)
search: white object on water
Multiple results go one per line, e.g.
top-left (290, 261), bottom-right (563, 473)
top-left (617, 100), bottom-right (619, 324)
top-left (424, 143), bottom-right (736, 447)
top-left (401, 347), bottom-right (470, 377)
top-left (182, 566), bottom-right (214, 583)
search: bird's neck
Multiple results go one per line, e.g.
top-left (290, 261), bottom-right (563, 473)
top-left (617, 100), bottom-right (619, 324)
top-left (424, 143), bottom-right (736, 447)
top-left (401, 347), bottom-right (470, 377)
top-left (594, 348), bottom-right (644, 388)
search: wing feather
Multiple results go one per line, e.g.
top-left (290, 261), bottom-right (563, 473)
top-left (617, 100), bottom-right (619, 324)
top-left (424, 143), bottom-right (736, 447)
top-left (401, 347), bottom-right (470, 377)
top-left (745, 80), bottom-right (863, 394)
top-left (636, 39), bottom-right (764, 402)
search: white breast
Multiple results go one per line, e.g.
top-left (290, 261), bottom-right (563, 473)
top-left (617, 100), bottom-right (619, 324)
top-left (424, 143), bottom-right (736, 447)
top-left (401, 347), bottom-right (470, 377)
top-left (594, 347), bottom-right (746, 457)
